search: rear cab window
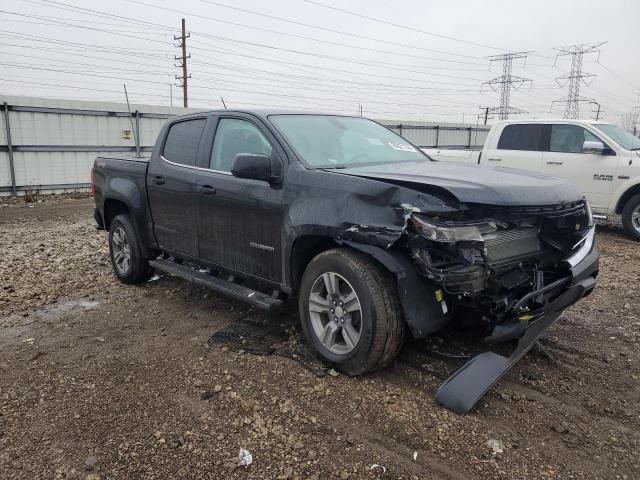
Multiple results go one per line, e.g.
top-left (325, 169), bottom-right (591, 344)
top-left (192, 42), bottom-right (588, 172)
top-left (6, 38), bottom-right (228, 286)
top-left (497, 124), bottom-right (546, 151)
top-left (162, 119), bottom-right (206, 166)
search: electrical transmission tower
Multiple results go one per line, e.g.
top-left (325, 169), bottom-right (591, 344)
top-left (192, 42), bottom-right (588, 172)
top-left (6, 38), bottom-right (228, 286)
top-left (482, 51), bottom-right (532, 120)
top-left (551, 42), bottom-right (605, 119)
top-left (174, 18), bottom-right (191, 108)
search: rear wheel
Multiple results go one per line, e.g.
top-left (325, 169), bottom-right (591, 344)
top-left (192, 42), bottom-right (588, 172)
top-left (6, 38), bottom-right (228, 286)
top-left (108, 214), bottom-right (152, 284)
top-left (298, 248), bottom-right (404, 376)
top-left (621, 194), bottom-right (640, 241)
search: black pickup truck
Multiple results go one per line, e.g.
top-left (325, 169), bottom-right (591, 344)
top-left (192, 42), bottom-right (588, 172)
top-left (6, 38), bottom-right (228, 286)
top-left (92, 110), bottom-right (599, 412)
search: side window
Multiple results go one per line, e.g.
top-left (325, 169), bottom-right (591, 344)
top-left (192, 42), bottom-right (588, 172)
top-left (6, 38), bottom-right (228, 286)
top-left (550, 125), bottom-right (589, 153)
top-left (497, 124), bottom-right (545, 151)
top-left (162, 119), bottom-right (206, 166)
top-left (210, 118), bottom-right (273, 172)
top-left (549, 125), bottom-right (609, 154)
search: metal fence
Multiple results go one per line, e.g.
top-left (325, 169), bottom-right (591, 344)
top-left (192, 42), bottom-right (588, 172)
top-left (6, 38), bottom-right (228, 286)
top-left (0, 96), bottom-right (196, 195)
top-left (0, 96), bottom-right (491, 195)
top-left (383, 123), bottom-right (490, 149)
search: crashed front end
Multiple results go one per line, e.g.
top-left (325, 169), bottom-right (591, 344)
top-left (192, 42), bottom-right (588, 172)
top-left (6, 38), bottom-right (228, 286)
top-left (407, 199), bottom-right (599, 412)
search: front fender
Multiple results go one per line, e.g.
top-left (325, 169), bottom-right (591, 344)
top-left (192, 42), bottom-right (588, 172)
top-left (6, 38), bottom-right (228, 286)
top-left (341, 241), bottom-right (451, 339)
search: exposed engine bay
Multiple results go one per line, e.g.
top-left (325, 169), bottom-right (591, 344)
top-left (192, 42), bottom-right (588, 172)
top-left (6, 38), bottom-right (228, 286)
top-left (407, 199), bottom-right (594, 337)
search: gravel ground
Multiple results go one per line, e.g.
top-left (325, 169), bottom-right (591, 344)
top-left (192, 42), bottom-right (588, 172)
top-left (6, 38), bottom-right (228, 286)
top-left (0, 197), bottom-right (638, 480)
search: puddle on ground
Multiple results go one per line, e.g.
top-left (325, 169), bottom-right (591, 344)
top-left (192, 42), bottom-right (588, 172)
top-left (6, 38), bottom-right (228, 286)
top-left (208, 313), bottom-right (328, 377)
top-left (1, 298), bottom-right (100, 335)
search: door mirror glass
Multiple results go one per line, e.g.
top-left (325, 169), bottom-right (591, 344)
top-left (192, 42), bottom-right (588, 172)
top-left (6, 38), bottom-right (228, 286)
top-left (582, 140), bottom-right (605, 154)
top-left (231, 153), bottom-right (275, 182)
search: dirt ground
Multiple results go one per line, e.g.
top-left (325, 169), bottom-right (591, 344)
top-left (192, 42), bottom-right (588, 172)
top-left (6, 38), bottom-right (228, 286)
top-left (0, 197), bottom-right (638, 480)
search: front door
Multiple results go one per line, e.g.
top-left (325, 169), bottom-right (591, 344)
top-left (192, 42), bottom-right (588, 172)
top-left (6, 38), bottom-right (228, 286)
top-left (195, 116), bottom-right (285, 282)
top-left (541, 123), bottom-right (617, 213)
top-left (147, 117), bottom-right (207, 257)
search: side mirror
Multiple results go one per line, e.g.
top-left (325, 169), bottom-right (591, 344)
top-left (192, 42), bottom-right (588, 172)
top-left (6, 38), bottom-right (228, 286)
top-left (231, 153), bottom-right (281, 183)
top-left (583, 140), bottom-right (604, 155)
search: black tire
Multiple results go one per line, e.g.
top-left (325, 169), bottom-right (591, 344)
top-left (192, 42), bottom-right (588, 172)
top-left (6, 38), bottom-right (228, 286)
top-left (108, 214), bottom-right (153, 284)
top-left (621, 194), bottom-right (640, 241)
top-left (298, 248), bottom-right (404, 376)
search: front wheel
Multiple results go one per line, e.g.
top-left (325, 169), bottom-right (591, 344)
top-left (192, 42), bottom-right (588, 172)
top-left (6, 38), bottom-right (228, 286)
top-left (108, 214), bottom-right (152, 284)
top-left (621, 194), bottom-right (640, 241)
top-left (298, 248), bottom-right (404, 376)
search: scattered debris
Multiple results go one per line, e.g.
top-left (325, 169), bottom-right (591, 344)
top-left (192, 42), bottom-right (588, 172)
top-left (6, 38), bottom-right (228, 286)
top-left (84, 456), bottom-right (97, 469)
top-left (238, 448), bottom-right (253, 466)
top-left (369, 464), bottom-right (387, 474)
top-left (412, 451), bottom-right (418, 461)
top-left (486, 439), bottom-right (505, 455)
top-left (208, 315), bottom-right (327, 376)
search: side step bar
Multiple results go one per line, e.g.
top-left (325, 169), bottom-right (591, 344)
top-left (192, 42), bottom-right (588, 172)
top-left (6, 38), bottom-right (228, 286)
top-left (149, 258), bottom-right (283, 311)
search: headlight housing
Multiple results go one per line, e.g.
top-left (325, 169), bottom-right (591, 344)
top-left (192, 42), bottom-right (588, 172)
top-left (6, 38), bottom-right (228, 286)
top-left (411, 215), bottom-right (498, 243)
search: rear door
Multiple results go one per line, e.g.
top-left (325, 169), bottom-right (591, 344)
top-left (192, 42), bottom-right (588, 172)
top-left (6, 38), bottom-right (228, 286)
top-left (541, 123), bottom-right (617, 213)
top-left (194, 115), bottom-right (285, 282)
top-left (484, 123), bottom-right (546, 171)
top-left (147, 117), bottom-right (208, 257)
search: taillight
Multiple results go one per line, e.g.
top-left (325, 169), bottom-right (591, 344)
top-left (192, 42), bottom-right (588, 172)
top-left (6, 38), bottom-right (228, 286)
top-left (90, 168), bottom-right (95, 196)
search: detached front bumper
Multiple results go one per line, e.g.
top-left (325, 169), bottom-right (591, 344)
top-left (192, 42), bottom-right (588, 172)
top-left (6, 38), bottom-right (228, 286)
top-left (435, 227), bottom-right (598, 413)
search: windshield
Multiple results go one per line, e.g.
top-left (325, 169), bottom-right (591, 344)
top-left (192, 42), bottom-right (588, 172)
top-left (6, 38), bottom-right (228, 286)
top-left (269, 115), bottom-right (428, 168)
top-left (592, 124), bottom-right (640, 150)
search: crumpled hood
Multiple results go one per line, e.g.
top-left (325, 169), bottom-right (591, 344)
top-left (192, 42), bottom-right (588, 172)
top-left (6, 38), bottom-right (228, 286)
top-left (334, 161), bottom-right (584, 206)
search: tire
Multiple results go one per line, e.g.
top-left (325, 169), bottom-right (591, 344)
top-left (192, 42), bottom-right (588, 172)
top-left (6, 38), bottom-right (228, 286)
top-left (108, 214), bottom-right (153, 284)
top-left (298, 248), bottom-right (404, 376)
top-left (621, 194), bottom-right (640, 241)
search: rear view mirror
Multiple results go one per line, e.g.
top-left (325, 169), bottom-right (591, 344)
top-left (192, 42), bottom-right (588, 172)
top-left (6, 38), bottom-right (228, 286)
top-left (231, 153), bottom-right (280, 183)
top-left (583, 140), bottom-right (604, 154)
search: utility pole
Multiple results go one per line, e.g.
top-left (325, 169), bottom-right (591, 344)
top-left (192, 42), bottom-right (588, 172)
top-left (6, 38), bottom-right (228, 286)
top-left (483, 106), bottom-right (489, 125)
top-left (174, 18), bottom-right (191, 108)
top-left (593, 101), bottom-right (602, 121)
top-left (551, 42), bottom-right (605, 119)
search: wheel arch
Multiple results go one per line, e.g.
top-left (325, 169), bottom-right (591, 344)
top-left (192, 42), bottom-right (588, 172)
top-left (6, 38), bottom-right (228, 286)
top-left (615, 182), bottom-right (640, 214)
top-left (103, 198), bottom-right (130, 230)
top-left (292, 236), bottom-right (450, 339)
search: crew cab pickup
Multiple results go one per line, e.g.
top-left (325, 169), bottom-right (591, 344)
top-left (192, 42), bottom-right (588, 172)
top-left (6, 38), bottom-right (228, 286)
top-left (92, 110), bottom-right (599, 412)
top-left (423, 119), bottom-right (640, 240)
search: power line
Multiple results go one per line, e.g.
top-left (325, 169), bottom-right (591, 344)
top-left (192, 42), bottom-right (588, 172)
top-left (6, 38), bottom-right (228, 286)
top-left (126, 0), bottom-right (488, 68)
top-left (302, 0), bottom-right (505, 51)
top-left (482, 52), bottom-right (533, 120)
top-left (193, 0), bottom-right (487, 59)
top-left (551, 42), bottom-right (606, 119)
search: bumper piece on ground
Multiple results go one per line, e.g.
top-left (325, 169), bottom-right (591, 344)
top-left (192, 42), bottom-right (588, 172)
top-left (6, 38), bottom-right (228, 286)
top-left (435, 275), bottom-right (596, 413)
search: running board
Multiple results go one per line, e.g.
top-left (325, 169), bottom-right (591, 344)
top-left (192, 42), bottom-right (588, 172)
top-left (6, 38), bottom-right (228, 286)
top-left (149, 258), bottom-right (283, 311)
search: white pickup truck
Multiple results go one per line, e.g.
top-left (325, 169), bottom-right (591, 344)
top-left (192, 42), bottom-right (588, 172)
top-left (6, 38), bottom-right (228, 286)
top-left (423, 119), bottom-right (640, 240)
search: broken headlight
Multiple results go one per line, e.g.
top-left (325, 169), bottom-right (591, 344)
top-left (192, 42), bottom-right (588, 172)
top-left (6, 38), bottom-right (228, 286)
top-left (411, 215), bottom-right (498, 243)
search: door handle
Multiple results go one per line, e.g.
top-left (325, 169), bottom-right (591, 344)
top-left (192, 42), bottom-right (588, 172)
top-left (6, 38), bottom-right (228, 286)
top-left (151, 175), bottom-right (165, 185)
top-left (546, 160), bottom-right (564, 165)
top-left (487, 157), bottom-right (502, 162)
top-left (197, 185), bottom-right (216, 195)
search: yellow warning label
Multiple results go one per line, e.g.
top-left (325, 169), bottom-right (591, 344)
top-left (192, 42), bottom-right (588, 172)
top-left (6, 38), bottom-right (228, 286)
top-left (435, 289), bottom-right (444, 302)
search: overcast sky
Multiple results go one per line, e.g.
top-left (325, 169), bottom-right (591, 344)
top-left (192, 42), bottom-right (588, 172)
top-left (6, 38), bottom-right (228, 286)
top-left (1, 0), bottom-right (639, 124)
